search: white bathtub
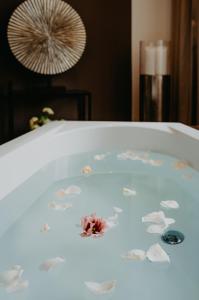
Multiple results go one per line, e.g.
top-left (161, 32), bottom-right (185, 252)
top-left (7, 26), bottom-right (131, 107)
top-left (0, 121), bottom-right (199, 201)
top-left (1, 121), bottom-right (199, 300)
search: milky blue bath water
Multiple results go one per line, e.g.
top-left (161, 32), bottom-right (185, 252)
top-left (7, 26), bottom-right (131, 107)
top-left (0, 150), bottom-right (199, 300)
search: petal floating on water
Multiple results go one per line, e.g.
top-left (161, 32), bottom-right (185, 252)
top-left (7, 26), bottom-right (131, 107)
top-left (6, 279), bottom-right (29, 293)
top-left (142, 211), bottom-right (166, 224)
top-left (82, 166), bottom-right (93, 175)
top-left (64, 185), bottom-right (82, 195)
top-left (174, 160), bottom-right (190, 170)
top-left (48, 202), bottom-right (72, 211)
top-left (0, 265), bottom-right (23, 287)
top-left (160, 200), bottom-right (179, 209)
top-left (147, 224), bottom-right (166, 234)
top-left (40, 223), bottom-right (50, 233)
top-left (85, 280), bottom-right (116, 295)
top-left (106, 214), bottom-right (118, 229)
top-left (142, 211), bottom-right (175, 234)
top-left (0, 265), bottom-right (28, 294)
top-left (56, 185), bottom-right (81, 197)
top-left (146, 243), bottom-right (170, 263)
top-left (94, 154), bottom-right (107, 161)
top-left (117, 150), bottom-right (150, 161)
top-left (39, 257), bottom-right (65, 272)
top-left (113, 207), bottom-right (123, 213)
top-left (149, 159), bottom-right (164, 167)
top-left (123, 187), bottom-right (137, 197)
top-left (108, 214), bottom-right (118, 221)
top-left (117, 151), bottom-right (136, 160)
top-left (121, 249), bottom-right (146, 261)
top-left (56, 189), bottom-right (66, 197)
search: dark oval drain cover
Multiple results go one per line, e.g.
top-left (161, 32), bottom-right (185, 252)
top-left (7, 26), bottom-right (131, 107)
top-left (161, 230), bottom-right (185, 245)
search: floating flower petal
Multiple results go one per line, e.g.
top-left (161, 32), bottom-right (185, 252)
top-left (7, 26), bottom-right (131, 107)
top-left (39, 257), bottom-right (65, 272)
top-left (82, 165), bottom-right (93, 175)
top-left (85, 280), bottom-right (116, 295)
top-left (146, 243), bottom-right (170, 263)
top-left (146, 224), bottom-right (166, 234)
top-left (56, 189), bottom-right (66, 197)
top-left (142, 211), bottom-right (166, 224)
top-left (7, 279), bottom-right (29, 293)
top-left (142, 211), bottom-right (175, 234)
top-left (121, 249), bottom-right (146, 261)
top-left (94, 154), bottom-right (107, 161)
top-left (123, 187), bottom-right (137, 197)
top-left (0, 265), bottom-right (23, 287)
top-left (113, 207), bottom-right (123, 213)
top-left (40, 223), bottom-right (50, 233)
top-left (48, 202), bottom-right (72, 211)
top-left (174, 160), bottom-right (190, 170)
top-left (118, 150), bottom-right (149, 161)
top-left (0, 265), bottom-right (28, 294)
top-left (64, 185), bottom-right (81, 195)
top-left (149, 159), bottom-right (164, 167)
top-left (160, 200), bottom-right (179, 209)
top-left (106, 214), bottom-right (118, 229)
top-left (57, 185), bottom-right (81, 197)
top-left (107, 214), bottom-right (118, 221)
top-left (117, 151), bottom-right (136, 160)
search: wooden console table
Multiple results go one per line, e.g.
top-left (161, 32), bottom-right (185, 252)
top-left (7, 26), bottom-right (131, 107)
top-left (7, 86), bottom-right (92, 140)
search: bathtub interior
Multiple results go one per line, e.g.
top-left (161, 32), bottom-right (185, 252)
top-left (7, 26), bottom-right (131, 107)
top-left (0, 121), bottom-right (199, 201)
top-left (0, 122), bottom-right (199, 299)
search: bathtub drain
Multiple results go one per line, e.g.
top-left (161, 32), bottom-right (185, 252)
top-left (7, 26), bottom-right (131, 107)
top-left (161, 230), bottom-right (184, 245)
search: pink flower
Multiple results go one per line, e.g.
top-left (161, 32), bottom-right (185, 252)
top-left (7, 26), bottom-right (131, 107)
top-left (80, 213), bottom-right (107, 238)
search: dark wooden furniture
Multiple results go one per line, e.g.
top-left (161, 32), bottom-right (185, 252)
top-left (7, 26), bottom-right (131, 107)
top-left (6, 85), bottom-right (92, 140)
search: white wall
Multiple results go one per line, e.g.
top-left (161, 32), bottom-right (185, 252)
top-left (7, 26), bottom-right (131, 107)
top-left (131, 0), bottom-right (172, 120)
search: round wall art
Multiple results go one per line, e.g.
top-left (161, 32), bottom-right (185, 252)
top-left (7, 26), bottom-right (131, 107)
top-left (7, 0), bottom-right (86, 75)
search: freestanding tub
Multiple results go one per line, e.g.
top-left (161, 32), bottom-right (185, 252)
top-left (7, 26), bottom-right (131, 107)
top-left (0, 121), bottom-right (199, 300)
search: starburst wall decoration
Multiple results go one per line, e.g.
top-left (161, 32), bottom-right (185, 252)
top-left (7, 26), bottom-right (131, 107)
top-left (7, 0), bottom-right (86, 74)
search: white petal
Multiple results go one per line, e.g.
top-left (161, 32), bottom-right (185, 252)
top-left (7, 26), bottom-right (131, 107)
top-left (0, 266), bottom-right (23, 287)
top-left (40, 223), bottom-right (50, 233)
top-left (149, 159), bottom-right (163, 167)
top-left (143, 211), bottom-right (175, 234)
top-left (39, 257), bottom-right (65, 272)
top-left (121, 249), bottom-right (146, 261)
top-left (117, 151), bottom-right (135, 160)
top-left (0, 266), bottom-right (28, 294)
top-left (64, 185), bottom-right (81, 195)
top-left (142, 211), bottom-right (166, 224)
top-left (107, 214), bottom-right (118, 221)
top-left (113, 207), bottom-right (123, 213)
top-left (106, 218), bottom-right (118, 229)
top-left (165, 218), bottom-right (175, 226)
top-left (147, 224), bottom-right (166, 234)
top-left (146, 243), bottom-right (170, 263)
top-left (146, 218), bottom-right (175, 234)
top-left (160, 200), bottom-right (179, 209)
top-left (117, 151), bottom-right (150, 162)
top-left (85, 280), bottom-right (116, 295)
top-left (123, 187), bottom-right (137, 197)
top-left (48, 202), bottom-right (72, 211)
top-left (7, 279), bottom-right (29, 293)
top-left (94, 154), bottom-right (106, 161)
